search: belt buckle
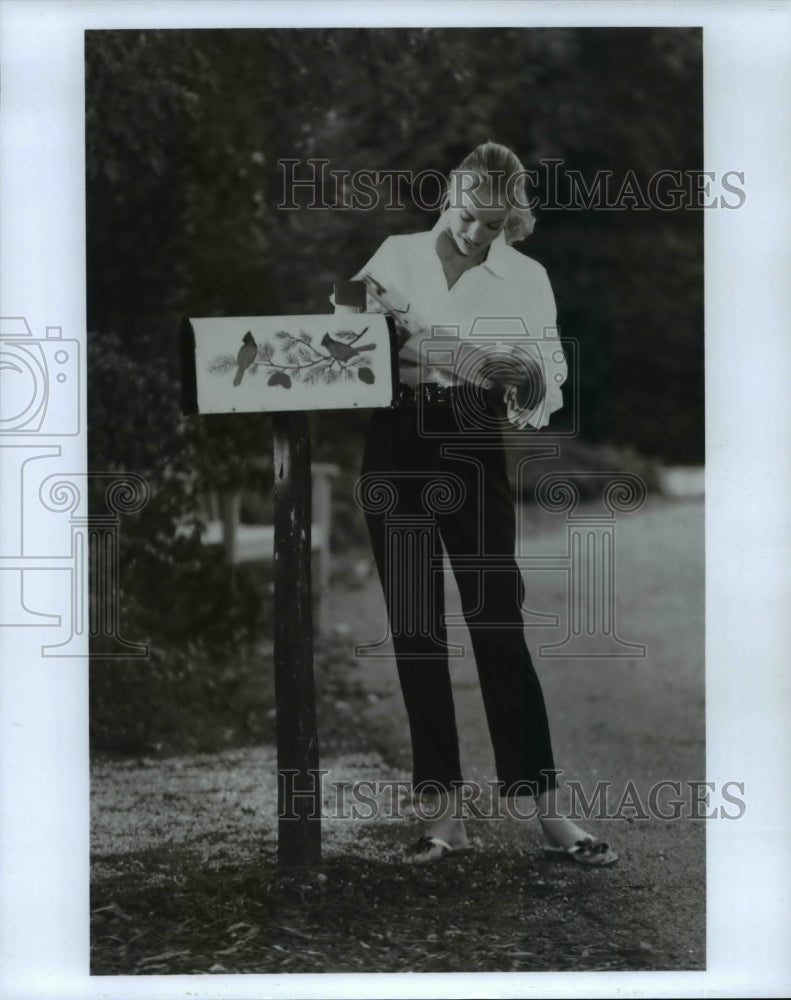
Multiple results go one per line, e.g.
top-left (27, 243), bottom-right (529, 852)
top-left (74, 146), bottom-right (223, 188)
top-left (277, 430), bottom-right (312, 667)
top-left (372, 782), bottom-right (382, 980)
top-left (393, 382), bottom-right (454, 408)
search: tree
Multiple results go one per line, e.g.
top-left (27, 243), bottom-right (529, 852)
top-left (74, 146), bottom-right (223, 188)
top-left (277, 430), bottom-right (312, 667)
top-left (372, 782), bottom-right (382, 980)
top-left (86, 27), bottom-right (703, 465)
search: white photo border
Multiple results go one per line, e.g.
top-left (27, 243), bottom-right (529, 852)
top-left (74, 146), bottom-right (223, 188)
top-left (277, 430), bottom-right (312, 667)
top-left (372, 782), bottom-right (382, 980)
top-left (1, 1), bottom-right (789, 998)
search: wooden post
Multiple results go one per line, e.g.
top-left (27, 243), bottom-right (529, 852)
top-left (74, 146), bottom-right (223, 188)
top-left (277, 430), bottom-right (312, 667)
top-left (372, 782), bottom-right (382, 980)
top-left (181, 308), bottom-right (396, 869)
top-left (272, 411), bottom-right (321, 867)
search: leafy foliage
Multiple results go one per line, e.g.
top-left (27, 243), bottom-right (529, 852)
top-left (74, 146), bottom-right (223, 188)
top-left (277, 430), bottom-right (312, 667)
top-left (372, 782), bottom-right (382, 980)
top-left (87, 328), bottom-right (276, 744)
top-left (87, 27), bottom-right (703, 463)
top-left (86, 28), bottom-right (703, 742)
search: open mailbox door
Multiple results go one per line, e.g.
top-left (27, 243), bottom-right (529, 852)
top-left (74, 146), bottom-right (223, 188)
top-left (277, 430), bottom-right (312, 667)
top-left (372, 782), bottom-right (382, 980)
top-left (181, 312), bottom-right (398, 415)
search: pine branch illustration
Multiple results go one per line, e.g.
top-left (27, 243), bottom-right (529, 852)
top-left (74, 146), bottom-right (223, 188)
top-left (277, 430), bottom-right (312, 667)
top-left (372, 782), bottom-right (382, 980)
top-left (208, 354), bottom-right (237, 373)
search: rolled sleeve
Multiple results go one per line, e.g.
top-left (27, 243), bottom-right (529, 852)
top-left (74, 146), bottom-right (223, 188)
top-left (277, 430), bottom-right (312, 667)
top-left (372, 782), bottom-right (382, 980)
top-left (521, 267), bottom-right (566, 429)
top-left (329, 237), bottom-right (396, 311)
top-left (352, 237), bottom-right (401, 313)
top-left (490, 265), bottom-right (566, 429)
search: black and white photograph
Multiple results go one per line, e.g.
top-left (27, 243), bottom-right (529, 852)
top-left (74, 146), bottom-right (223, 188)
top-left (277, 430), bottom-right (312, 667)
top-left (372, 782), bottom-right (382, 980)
top-left (0, 2), bottom-right (789, 999)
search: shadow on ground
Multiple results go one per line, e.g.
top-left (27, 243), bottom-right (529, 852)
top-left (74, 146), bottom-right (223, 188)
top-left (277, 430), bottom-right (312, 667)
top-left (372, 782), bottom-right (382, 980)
top-left (92, 822), bottom-right (703, 975)
top-left (91, 497), bottom-right (705, 974)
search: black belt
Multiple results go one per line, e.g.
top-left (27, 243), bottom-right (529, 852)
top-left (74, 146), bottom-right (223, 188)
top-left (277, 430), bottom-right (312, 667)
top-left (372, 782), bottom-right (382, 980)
top-left (394, 382), bottom-right (491, 407)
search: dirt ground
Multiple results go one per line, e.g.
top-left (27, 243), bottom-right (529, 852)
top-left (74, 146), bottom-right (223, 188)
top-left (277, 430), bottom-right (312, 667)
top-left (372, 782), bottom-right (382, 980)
top-left (91, 495), bottom-right (705, 974)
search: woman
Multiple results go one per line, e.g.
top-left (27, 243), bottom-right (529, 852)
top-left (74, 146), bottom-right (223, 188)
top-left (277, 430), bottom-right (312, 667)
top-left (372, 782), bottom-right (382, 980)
top-left (351, 142), bottom-right (616, 867)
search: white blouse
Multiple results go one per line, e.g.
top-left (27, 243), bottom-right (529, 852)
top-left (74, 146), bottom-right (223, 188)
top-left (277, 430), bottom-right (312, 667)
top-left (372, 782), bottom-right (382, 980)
top-left (347, 212), bottom-right (568, 429)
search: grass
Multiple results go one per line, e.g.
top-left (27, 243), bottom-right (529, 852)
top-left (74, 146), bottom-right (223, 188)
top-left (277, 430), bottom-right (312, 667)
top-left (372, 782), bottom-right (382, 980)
top-left (91, 743), bottom-right (704, 974)
top-left (91, 496), bottom-right (706, 975)
top-left (91, 748), bottom-right (700, 975)
top-left (92, 847), bottom-right (674, 975)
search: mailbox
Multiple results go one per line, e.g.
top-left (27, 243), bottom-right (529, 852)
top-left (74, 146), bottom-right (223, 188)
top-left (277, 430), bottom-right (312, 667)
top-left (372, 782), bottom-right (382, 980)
top-left (177, 294), bottom-right (399, 867)
top-left (181, 312), bottom-right (398, 416)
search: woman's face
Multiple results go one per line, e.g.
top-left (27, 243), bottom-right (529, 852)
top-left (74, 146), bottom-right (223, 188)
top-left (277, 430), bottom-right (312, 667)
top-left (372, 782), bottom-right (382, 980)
top-left (445, 177), bottom-right (510, 257)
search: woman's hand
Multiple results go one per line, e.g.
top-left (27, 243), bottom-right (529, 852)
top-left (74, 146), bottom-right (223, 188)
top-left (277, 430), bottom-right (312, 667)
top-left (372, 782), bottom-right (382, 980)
top-left (475, 352), bottom-right (546, 400)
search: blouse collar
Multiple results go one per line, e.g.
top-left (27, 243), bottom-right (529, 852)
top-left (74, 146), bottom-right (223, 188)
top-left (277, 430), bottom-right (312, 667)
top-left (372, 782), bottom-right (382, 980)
top-left (430, 211), bottom-right (509, 279)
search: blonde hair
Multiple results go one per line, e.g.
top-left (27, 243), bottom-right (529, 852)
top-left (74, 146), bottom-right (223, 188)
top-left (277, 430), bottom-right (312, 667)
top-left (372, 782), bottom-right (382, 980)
top-left (440, 141), bottom-right (536, 244)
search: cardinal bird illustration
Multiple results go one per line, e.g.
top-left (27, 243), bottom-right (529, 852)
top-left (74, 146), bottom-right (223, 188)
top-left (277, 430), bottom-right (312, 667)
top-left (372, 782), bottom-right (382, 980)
top-left (321, 331), bottom-right (376, 364)
top-left (233, 331), bottom-right (257, 386)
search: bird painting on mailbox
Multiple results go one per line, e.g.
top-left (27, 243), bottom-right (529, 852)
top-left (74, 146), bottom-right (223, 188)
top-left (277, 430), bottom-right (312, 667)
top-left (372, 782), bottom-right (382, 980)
top-left (181, 313), bottom-right (398, 415)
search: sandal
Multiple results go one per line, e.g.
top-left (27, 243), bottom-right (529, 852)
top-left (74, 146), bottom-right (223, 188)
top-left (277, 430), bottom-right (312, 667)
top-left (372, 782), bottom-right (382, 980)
top-left (403, 835), bottom-right (473, 865)
top-left (542, 836), bottom-right (619, 867)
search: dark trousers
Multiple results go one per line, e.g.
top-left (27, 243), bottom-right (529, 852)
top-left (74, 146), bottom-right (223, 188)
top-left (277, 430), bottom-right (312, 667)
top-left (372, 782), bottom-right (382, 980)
top-left (359, 399), bottom-right (557, 798)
